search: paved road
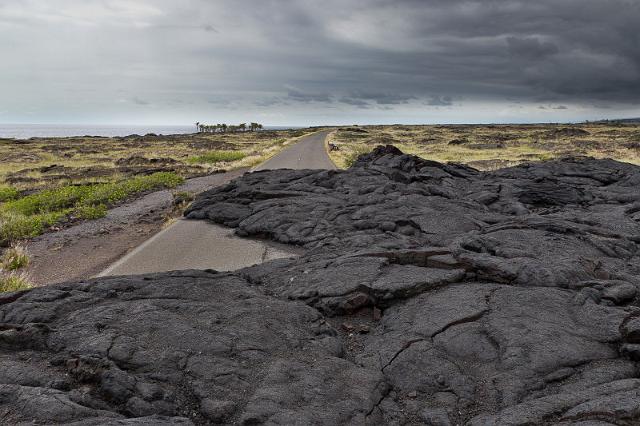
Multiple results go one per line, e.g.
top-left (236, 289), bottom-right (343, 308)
top-left (98, 130), bottom-right (334, 276)
top-left (254, 130), bottom-right (335, 171)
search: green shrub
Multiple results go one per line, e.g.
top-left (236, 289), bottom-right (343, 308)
top-left (5, 186), bottom-right (92, 216)
top-left (0, 187), bottom-right (20, 202)
top-left (187, 150), bottom-right (247, 164)
top-left (0, 210), bottom-right (66, 243)
top-left (0, 172), bottom-right (183, 244)
top-left (74, 203), bottom-right (108, 220)
top-left (3, 172), bottom-right (183, 216)
top-left (1, 243), bottom-right (30, 270)
top-left (0, 272), bottom-right (32, 293)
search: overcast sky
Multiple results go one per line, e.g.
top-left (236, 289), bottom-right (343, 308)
top-left (1, 0), bottom-right (639, 126)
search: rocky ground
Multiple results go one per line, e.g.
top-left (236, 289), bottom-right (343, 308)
top-left (2, 146), bottom-right (640, 425)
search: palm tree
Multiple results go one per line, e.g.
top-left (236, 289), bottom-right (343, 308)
top-left (239, 123), bottom-right (246, 132)
top-left (195, 122), bottom-right (200, 132)
top-left (257, 124), bottom-right (263, 131)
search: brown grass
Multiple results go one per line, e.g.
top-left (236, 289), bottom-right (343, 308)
top-left (327, 124), bottom-right (640, 170)
top-left (0, 129), bottom-right (315, 192)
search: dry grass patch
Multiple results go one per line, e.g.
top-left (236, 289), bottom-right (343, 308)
top-left (328, 124), bottom-right (640, 170)
top-left (187, 150), bottom-right (247, 164)
top-left (0, 129), bottom-right (319, 244)
top-left (0, 271), bottom-right (32, 293)
top-left (1, 243), bottom-right (30, 270)
top-left (0, 129), bottom-right (316, 192)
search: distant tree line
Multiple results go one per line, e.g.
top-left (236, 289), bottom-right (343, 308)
top-left (195, 122), bottom-right (263, 133)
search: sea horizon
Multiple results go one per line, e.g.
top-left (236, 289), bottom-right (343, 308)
top-left (0, 123), bottom-right (301, 139)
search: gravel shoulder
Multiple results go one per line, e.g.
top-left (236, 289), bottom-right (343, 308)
top-left (25, 169), bottom-right (248, 285)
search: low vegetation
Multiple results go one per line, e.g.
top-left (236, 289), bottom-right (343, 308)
top-left (1, 243), bottom-right (30, 270)
top-left (0, 272), bottom-right (32, 293)
top-left (0, 129), bottom-right (313, 193)
top-left (0, 210), bottom-right (64, 243)
top-left (0, 129), bottom-right (315, 245)
top-left (328, 124), bottom-right (640, 170)
top-left (0, 243), bottom-right (32, 293)
top-left (343, 145), bottom-right (374, 168)
top-left (187, 150), bottom-right (247, 164)
top-left (74, 203), bottom-right (108, 220)
top-left (0, 187), bottom-right (19, 202)
top-left (0, 172), bottom-right (183, 244)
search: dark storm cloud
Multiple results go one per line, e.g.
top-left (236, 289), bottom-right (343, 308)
top-left (344, 91), bottom-right (417, 105)
top-left (1, 0), bottom-right (638, 124)
top-left (338, 97), bottom-right (371, 108)
top-left (507, 37), bottom-right (559, 60)
top-left (426, 96), bottom-right (454, 107)
top-left (285, 87), bottom-right (331, 103)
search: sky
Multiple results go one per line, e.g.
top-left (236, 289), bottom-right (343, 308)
top-left (1, 0), bottom-right (639, 126)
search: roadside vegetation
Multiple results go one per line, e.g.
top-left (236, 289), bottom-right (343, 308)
top-left (0, 128), bottom-right (315, 240)
top-left (1, 243), bottom-right (30, 270)
top-left (187, 150), bottom-right (247, 164)
top-left (0, 128), bottom-right (317, 278)
top-left (0, 243), bottom-right (32, 292)
top-left (0, 128), bottom-right (313, 193)
top-left (0, 187), bottom-right (20, 202)
top-left (0, 272), bottom-right (32, 293)
top-left (0, 172), bottom-right (183, 244)
top-left (328, 124), bottom-right (640, 170)
top-left (343, 145), bottom-right (374, 168)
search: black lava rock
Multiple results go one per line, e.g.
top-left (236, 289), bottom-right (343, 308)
top-left (2, 147), bottom-right (640, 425)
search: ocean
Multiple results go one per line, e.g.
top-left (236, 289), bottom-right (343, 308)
top-left (0, 124), bottom-right (297, 139)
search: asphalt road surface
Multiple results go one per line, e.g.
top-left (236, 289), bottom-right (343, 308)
top-left (253, 130), bottom-right (336, 171)
top-left (98, 130), bottom-right (335, 276)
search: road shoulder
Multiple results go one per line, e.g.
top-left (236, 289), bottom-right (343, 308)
top-left (25, 169), bottom-right (247, 285)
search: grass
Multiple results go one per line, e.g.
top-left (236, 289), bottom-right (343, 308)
top-left (172, 191), bottom-right (195, 205)
top-left (0, 172), bottom-right (183, 244)
top-left (0, 271), bottom-right (32, 293)
top-left (0, 187), bottom-right (19, 202)
top-left (0, 129), bottom-right (317, 251)
top-left (1, 243), bottom-right (30, 270)
top-left (328, 124), bottom-right (640, 170)
top-left (74, 204), bottom-right (108, 220)
top-left (0, 210), bottom-right (66, 243)
top-left (187, 150), bottom-right (247, 164)
top-left (343, 145), bottom-right (374, 168)
top-left (0, 129), bottom-right (314, 193)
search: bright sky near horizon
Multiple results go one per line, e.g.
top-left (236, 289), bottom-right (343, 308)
top-left (1, 0), bottom-right (639, 126)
